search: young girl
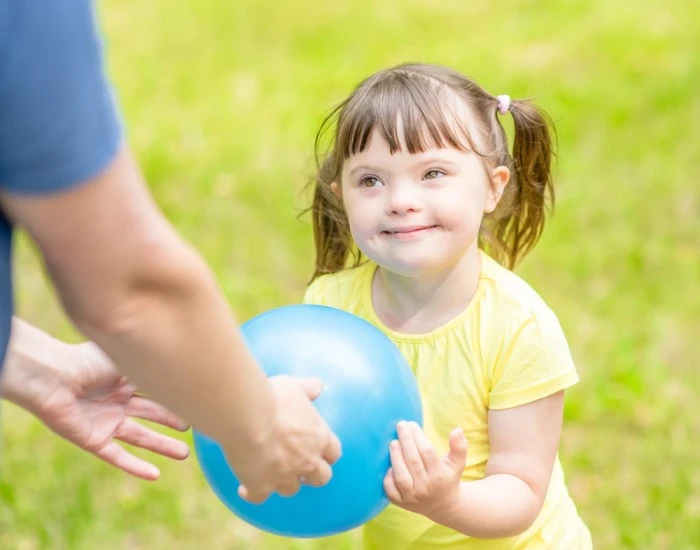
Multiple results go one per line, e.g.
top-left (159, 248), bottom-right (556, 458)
top-left (302, 63), bottom-right (592, 549)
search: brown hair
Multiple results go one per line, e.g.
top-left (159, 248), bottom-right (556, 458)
top-left (306, 62), bottom-right (556, 281)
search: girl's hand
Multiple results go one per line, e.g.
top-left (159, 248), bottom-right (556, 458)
top-left (384, 421), bottom-right (467, 517)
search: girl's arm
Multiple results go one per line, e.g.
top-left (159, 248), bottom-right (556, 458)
top-left (386, 391), bottom-right (564, 539)
top-left (435, 391), bottom-right (563, 537)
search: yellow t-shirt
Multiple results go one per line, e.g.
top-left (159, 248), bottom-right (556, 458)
top-left (303, 250), bottom-right (592, 549)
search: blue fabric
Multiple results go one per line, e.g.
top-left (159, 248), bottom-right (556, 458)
top-left (0, 0), bottom-right (123, 371)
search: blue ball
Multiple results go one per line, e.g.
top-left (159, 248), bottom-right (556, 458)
top-left (193, 304), bottom-right (422, 538)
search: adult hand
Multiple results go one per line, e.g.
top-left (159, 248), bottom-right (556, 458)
top-left (28, 341), bottom-right (190, 480)
top-left (230, 375), bottom-right (342, 503)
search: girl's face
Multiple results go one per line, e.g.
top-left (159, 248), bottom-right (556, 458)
top-left (337, 129), bottom-right (509, 278)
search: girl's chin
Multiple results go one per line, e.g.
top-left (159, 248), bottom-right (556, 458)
top-left (374, 259), bottom-right (453, 278)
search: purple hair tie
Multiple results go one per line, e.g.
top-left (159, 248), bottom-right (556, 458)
top-left (497, 94), bottom-right (511, 115)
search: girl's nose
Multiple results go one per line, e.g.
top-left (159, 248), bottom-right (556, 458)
top-left (385, 183), bottom-right (421, 215)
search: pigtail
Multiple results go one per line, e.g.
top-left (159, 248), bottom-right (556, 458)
top-left (307, 154), bottom-right (356, 281)
top-left (492, 100), bottom-right (556, 269)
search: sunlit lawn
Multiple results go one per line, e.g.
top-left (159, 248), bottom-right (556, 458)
top-left (2, 0), bottom-right (699, 548)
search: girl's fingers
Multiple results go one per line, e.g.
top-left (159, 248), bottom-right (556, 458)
top-left (383, 468), bottom-right (403, 504)
top-left (397, 421), bottom-right (428, 487)
top-left (389, 438), bottom-right (413, 497)
top-left (410, 422), bottom-right (441, 473)
top-left (446, 427), bottom-right (468, 470)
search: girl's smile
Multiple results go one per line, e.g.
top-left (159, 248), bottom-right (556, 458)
top-left (381, 224), bottom-right (440, 239)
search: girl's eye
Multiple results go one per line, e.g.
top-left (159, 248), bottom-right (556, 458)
top-left (424, 169), bottom-right (445, 180)
top-left (360, 176), bottom-right (383, 187)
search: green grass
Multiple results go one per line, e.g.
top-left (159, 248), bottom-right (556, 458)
top-left (2, 0), bottom-right (699, 548)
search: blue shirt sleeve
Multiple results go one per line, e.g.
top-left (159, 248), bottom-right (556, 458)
top-left (0, 0), bottom-right (123, 194)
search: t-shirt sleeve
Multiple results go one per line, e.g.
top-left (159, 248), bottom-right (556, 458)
top-left (488, 307), bottom-right (579, 410)
top-left (0, 0), bottom-right (122, 194)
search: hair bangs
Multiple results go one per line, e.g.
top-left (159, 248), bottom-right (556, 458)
top-left (336, 71), bottom-right (479, 159)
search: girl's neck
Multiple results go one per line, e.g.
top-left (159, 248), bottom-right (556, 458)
top-left (371, 245), bottom-right (482, 334)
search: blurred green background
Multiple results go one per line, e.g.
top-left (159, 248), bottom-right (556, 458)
top-left (2, 0), bottom-right (699, 548)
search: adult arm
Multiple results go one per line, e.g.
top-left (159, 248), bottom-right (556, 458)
top-left (1, 146), bottom-right (340, 501)
top-left (0, 0), bottom-right (339, 501)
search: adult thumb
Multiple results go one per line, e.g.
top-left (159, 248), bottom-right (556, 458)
top-left (299, 377), bottom-right (324, 400)
top-left (446, 427), bottom-right (468, 469)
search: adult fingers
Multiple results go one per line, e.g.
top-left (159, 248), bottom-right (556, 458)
top-left (126, 396), bottom-right (189, 431)
top-left (114, 418), bottom-right (189, 460)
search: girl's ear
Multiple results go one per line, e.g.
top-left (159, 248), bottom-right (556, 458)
top-left (485, 166), bottom-right (510, 213)
top-left (330, 181), bottom-right (341, 196)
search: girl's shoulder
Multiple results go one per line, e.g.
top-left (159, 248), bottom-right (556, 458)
top-left (476, 251), bottom-right (578, 410)
top-left (478, 249), bottom-right (559, 324)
